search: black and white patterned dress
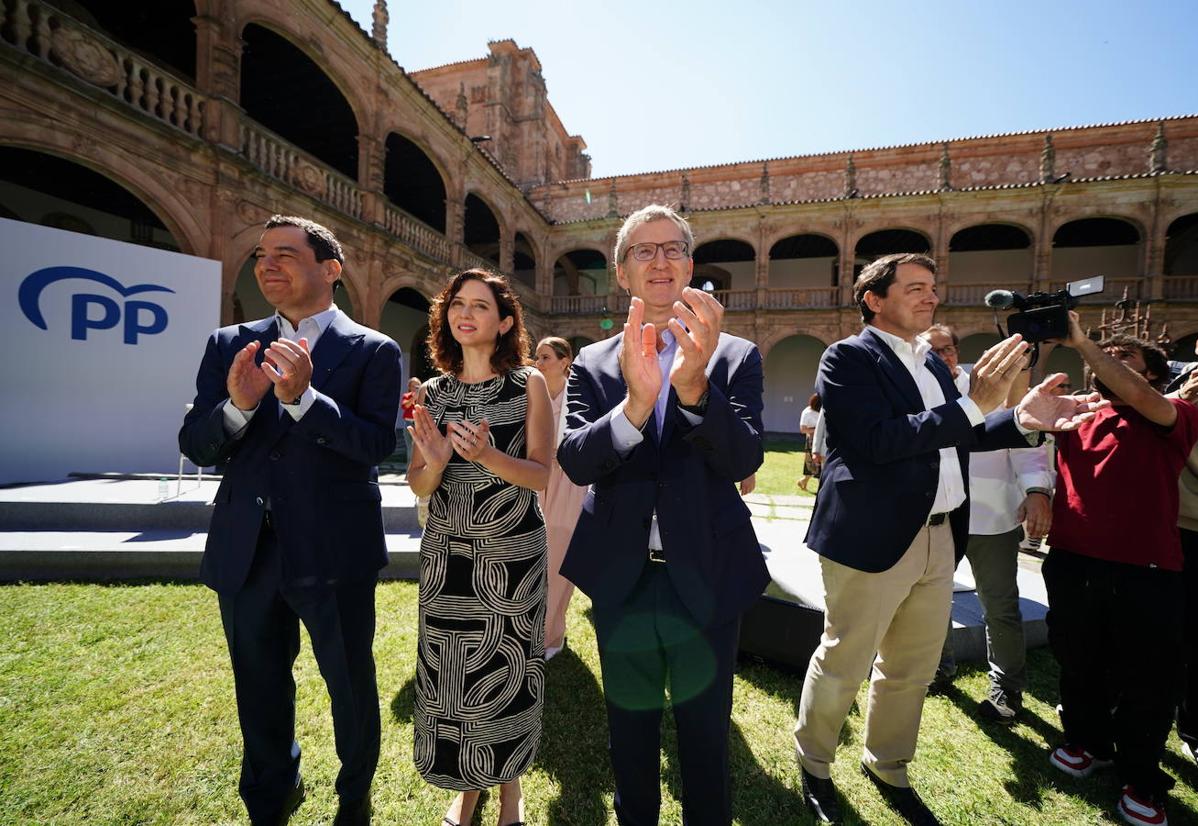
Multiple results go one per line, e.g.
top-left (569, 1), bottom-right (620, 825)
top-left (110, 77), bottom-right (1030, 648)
top-left (414, 367), bottom-right (547, 789)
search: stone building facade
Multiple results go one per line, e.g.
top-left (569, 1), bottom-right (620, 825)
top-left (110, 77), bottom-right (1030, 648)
top-left (3, 0), bottom-right (1197, 431)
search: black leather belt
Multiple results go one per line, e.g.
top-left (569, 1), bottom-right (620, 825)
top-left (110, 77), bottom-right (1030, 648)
top-left (648, 548), bottom-right (666, 563)
top-left (926, 512), bottom-right (948, 527)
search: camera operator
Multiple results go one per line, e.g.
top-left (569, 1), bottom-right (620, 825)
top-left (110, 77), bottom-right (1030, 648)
top-left (1043, 311), bottom-right (1198, 826)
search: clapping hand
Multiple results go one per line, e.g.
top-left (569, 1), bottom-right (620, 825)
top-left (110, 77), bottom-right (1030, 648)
top-left (619, 297), bottom-right (662, 428)
top-left (262, 337), bottom-right (313, 404)
top-left (409, 404), bottom-right (453, 471)
top-left (669, 287), bottom-right (723, 404)
top-left (967, 335), bottom-right (1030, 414)
top-left (448, 418), bottom-right (492, 463)
top-left (227, 340), bottom-right (272, 410)
top-left (1016, 373), bottom-right (1110, 431)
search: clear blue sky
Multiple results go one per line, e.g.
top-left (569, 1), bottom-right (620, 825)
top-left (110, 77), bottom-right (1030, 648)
top-left (341, 0), bottom-right (1198, 178)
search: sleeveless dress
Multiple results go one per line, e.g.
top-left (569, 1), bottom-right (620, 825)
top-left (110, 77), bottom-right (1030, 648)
top-left (414, 366), bottom-right (548, 789)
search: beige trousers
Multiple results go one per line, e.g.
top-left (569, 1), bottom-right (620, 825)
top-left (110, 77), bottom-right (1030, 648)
top-left (794, 522), bottom-right (955, 787)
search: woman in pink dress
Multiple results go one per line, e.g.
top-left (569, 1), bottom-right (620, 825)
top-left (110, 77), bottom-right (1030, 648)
top-left (534, 336), bottom-right (587, 660)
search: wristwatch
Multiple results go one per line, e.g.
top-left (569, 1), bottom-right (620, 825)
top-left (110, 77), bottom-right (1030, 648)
top-left (678, 389), bottom-right (710, 416)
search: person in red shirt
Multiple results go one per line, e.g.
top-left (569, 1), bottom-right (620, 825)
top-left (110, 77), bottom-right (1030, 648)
top-left (1044, 312), bottom-right (1198, 826)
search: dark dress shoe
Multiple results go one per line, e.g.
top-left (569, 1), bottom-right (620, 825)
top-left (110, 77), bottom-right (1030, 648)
top-left (860, 763), bottom-right (940, 826)
top-left (252, 778), bottom-right (305, 826)
top-left (333, 793), bottom-right (371, 825)
top-left (800, 766), bottom-right (841, 823)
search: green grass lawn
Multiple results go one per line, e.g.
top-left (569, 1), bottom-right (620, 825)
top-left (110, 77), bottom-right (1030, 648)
top-left (754, 436), bottom-right (819, 497)
top-left (3, 581), bottom-right (1197, 825)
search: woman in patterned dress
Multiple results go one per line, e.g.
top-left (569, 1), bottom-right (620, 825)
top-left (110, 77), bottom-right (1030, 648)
top-left (533, 337), bottom-right (587, 660)
top-left (407, 269), bottom-right (553, 826)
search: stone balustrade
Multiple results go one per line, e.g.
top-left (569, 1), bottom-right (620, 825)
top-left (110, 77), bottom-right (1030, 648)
top-left (239, 119), bottom-right (362, 220)
top-left (1, 0), bottom-right (206, 137)
top-left (383, 203), bottom-right (453, 263)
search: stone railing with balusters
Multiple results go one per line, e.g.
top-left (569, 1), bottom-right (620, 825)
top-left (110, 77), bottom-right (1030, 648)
top-left (240, 119), bottom-right (362, 219)
top-left (458, 247), bottom-right (501, 273)
top-left (709, 289), bottom-right (757, 311)
top-left (1, 0), bottom-right (206, 137)
top-left (1048, 277), bottom-right (1146, 305)
top-left (383, 204), bottom-right (453, 264)
top-left (943, 282), bottom-right (1032, 307)
top-left (550, 294), bottom-right (610, 315)
top-left (1163, 275), bottom-right (1198, 301)
top-left (763, 287), bottom-right (840, 309)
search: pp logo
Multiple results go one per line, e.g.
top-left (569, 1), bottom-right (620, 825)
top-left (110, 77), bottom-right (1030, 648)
top-left (18, 266), bottom-right (174, 344)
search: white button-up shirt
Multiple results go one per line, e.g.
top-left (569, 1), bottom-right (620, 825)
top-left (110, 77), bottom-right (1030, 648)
top-left (869, 325), bottom-right (983, 516)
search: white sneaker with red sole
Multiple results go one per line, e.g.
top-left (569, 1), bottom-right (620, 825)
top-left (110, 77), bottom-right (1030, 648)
top-left (1049, 744), bottom-right (1114, 778)
top-left (1118, 785), bottom-right (1168, 826)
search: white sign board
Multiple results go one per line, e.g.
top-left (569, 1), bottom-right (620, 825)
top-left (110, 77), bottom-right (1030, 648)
top-left (0, 218), bottom-right (221, 483)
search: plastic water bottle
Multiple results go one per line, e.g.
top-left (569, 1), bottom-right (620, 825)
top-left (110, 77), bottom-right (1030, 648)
top-left (158, 477), bottom-right (169, 501)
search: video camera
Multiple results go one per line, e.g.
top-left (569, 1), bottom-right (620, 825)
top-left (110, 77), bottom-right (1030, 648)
top-left (984, 276), bottom-right (1105, 343)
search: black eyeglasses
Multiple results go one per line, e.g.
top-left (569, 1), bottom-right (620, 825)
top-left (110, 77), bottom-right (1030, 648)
top-left (626, 240), bottom-right (690, 262)
top-left (931, 345), bottom-right (958, 355)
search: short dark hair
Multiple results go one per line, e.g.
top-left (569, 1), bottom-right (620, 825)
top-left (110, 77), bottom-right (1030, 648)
top-left (853, 253), bottom-right (937, 323)
top-left (264, 215), bottom-right (345, 264)
top-left (427, 269), bottom-right (531, 376)
top-left (1097, 333), bottom-right (1170, 389)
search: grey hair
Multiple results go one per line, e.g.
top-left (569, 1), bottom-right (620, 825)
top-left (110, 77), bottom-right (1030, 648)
top-left (613, 204), bottom-right (695, 266)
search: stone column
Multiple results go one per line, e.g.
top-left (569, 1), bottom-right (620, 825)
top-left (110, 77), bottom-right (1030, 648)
top-left (193, 13), bottom-right (242, 150)
top-left (357, 133), bottom-right (385, 226)
top-left (499, 228), bottom-right (514, 274)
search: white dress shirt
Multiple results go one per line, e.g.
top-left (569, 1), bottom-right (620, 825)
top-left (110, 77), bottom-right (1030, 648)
top-left (868, 325), bottom-right (983, 516)
top-left (222, 304), bottom-right (340, 436)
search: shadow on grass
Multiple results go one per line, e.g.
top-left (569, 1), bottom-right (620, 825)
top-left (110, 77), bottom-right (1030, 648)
top-left (391, 646), bottom-right (612, 826)
top-left (943, 658), bottom-right (1198, 824)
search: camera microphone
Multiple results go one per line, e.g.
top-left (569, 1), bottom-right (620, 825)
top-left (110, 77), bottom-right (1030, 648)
top-left (984, 290), bottom-right (1017, 309)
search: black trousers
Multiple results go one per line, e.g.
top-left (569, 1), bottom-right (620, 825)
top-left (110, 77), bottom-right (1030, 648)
top-left (592, 562), bottom-right (740, 826)
top-left (1179, 528), bottom-right (1198, 749)
top-left (1043, 548), bottom-right (1183, 796)
top-left (217, 518), bottom-right (381, 820)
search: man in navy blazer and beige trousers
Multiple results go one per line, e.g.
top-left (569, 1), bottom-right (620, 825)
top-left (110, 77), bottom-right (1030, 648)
top-left (180, 216), bottom-right (401, 826)
top-left (558, 204), bottom-right (768, 826)
top-left (793, 253), bottom-right (1106, 825)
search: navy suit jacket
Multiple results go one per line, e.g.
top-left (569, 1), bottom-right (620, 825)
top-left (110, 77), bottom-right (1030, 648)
top-left (557, 332), bottom-right (770, 626)
top-left (179, 312), bottom-right (402, 593)
top-left (804, 327), bottom-right (1033, 573)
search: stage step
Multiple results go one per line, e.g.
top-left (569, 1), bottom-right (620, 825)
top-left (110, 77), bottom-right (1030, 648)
top-left (0, 530), bottom-right (421, 581)
top-left (0, 475), bottom-right (420, 533)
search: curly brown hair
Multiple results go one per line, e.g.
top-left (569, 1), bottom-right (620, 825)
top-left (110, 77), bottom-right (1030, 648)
top-left (427, 269), bottom-right (532, 375)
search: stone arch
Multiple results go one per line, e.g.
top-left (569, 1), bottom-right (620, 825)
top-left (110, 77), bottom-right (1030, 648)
top-left (512, 231), bottom-right (538, 288)
top-left (768, 233), bottom-right (839, 289)
top-left (383, 131), bottom-right (448, 233)
top-left (693, 238), bottom-right (756, 292)
top-left (853, 227), bottom-right (933, 260)
top-left (1165, 213), bottom-right (1198, 276)
top-left (0, 142), bottom-right (201, 256)
top-left (238, 21), bottom-right (363, 180)
top-left (1050, 216), bottom-right (1142, 281)
top-left (948, 223), bottom-right (1034, 287)
top-left (379, 284), bottom-right (434, 381)
top-left (63, 1), bottom-right (198, 79)
top-left (553, 248), bottom-right (609, 296)
top-left (763, 334), bottom-right (828, 434)
top-left (463, 191), bottom-right (504, 264)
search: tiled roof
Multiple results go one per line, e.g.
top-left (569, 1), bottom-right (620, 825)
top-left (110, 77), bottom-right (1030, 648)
top-left (546, 170), bottom-right (1198, 224)
top-left (552, 114), bottom-right (1198, 185)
